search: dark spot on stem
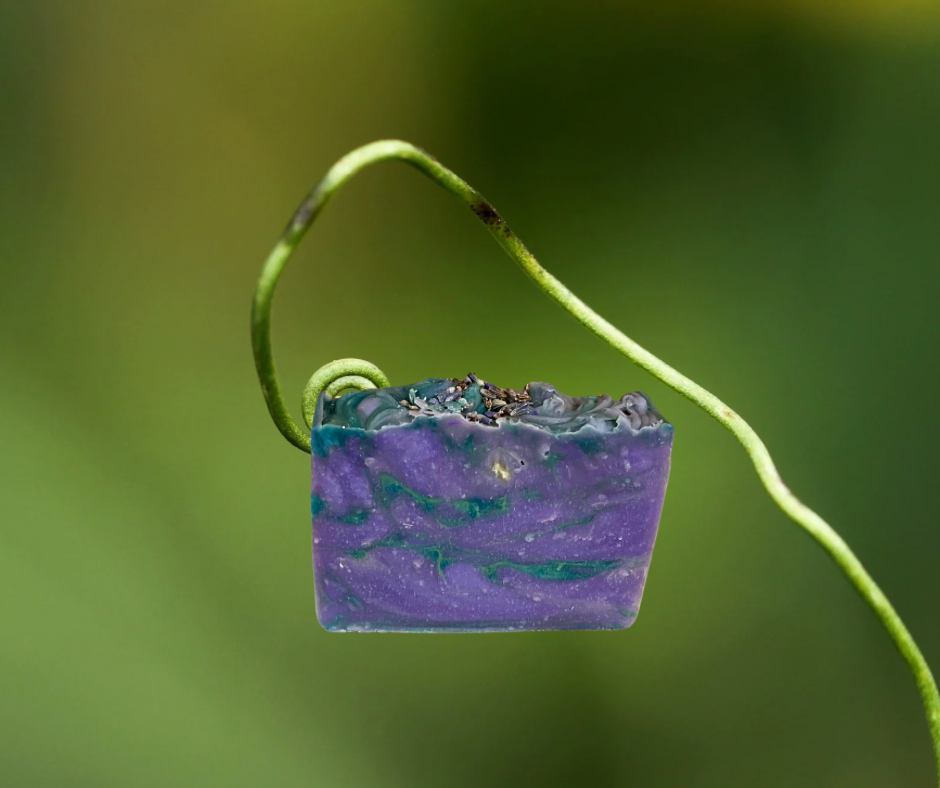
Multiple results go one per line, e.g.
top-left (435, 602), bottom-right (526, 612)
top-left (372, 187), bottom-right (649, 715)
top-left (472, 200), bottom-right (502, 226)
top-left (286, 197), bottom-right (318, 235)
top-left (471, 200), bottom-right (513, 239)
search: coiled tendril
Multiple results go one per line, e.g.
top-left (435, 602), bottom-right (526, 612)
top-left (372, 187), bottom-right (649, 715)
top-left (251, 140), bottom-right (939, 783)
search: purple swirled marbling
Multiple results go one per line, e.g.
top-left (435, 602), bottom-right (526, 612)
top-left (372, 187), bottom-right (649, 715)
top-left (311, 378), bottom-right (673, 632)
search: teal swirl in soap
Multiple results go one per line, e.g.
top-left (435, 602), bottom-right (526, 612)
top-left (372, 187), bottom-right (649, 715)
top-left (348, 532), bottom-right (623, 584)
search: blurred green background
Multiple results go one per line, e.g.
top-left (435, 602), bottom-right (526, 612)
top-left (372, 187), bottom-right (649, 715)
top-left (2, 1), bottom-right (940, 785)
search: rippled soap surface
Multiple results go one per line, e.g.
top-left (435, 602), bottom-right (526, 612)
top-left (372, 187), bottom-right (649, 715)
top-left (311, 380), bottom-right (673, 632)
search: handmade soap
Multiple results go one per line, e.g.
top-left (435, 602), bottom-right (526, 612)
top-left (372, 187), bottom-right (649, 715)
top-left (310, 375), bottom-right (673, 632)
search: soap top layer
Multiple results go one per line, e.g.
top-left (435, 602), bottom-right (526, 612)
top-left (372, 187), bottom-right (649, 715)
top-left (317, 373), bottom-right (669, 435)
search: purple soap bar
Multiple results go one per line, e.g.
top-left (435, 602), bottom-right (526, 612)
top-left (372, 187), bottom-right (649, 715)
top-left (310, 376), bottom-right (673, 632)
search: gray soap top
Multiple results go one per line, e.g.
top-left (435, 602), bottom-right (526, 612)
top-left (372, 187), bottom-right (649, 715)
top-left (318, 373), bottom-right (669, 435)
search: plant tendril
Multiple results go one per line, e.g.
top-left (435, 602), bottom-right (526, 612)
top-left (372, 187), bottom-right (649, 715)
top-left (251, 140), bottom-right (939, 781)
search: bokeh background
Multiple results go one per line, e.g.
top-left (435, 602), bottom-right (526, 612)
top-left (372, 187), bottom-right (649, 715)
top-left (2, 1), bottom-right (940, 785)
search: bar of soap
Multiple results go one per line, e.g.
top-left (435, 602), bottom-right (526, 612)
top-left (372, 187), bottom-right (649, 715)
top-left (310, 375), bottom-right (673, 632)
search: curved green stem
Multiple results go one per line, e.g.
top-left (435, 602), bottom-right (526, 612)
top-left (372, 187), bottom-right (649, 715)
top-left (251, 140), bottom-right (940, 779)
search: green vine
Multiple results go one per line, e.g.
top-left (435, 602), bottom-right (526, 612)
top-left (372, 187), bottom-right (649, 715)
top-left (251, 140), bottom-right (940, 781)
